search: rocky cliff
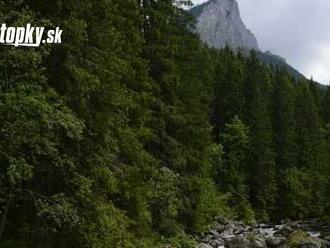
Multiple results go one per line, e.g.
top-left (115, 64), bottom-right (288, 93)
top-left (190, 0), bottom-right (306, 79)
top-left (190, 0), bottom-right (259, 51)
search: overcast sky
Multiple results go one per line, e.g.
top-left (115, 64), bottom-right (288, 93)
top-left (191, 0), bottom-right (330, 85)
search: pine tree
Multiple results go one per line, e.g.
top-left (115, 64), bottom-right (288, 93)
top-left (293, 81), bottom-right (326, 217)
top-left (212, 48), bottom-right (245, 142)
top-left (219, 116), bottom-right (254, 222)
top-left (243, 52), bottom-right (276, 220)
top-left (322, 86), bottom-right (330, 123)
top-left (272, 70), bottom-right (297, 218)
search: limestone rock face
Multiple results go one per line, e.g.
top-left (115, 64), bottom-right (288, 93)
top-left (191, 0), bottom-right (259, 50)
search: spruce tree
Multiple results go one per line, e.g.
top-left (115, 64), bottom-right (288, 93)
top-left (243, 52), bottom-right (276, 220)
top-left (272, 70), bottom-right (297, 218)
top-left (219, 116), bottom-right (254, 222)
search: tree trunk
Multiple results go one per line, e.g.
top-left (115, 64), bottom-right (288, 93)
top-left (0, 199), bottom-right (10, 240)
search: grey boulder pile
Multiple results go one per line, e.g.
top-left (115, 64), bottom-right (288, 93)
top-left (198, 219), bottom-right (330, 248)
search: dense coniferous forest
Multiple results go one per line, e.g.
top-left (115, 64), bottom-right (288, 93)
top-left (0, 1), bottom-right (330, 247)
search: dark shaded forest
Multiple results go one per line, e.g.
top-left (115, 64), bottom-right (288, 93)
top-left (0, 1), bottom-right (330, 247)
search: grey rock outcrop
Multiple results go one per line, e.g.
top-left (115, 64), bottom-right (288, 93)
top-left (191, 0), bottom-right (259, 51)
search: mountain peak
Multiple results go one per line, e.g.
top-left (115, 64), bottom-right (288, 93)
top-left (190, 0), bottom-right (259, 51)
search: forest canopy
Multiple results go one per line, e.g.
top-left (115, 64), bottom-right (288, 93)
top-left (0, 1), bottom-right (330, 247)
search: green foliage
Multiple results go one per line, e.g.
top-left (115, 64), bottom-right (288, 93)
top-left (0, 240), bottom-right (28, 248)
top-left (165, 233), bottom-right (198, 248)
top-left (212, 48), bottom-right (245, 141)
top-left (286, 230), bottom-right (323, 248)
top-left (193, 144), bottom-right (230, 232)
top-left (149, 167), bottom-right (182, 235)
top-left (219, 117), bottom-right (255, 222)
top-left (1, 0), bottom-right (330, 247)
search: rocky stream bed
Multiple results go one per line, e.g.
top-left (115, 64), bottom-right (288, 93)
top-left (198, 219), bottom-right (330, 248)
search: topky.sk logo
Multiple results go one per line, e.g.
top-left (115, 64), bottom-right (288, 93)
top-left (0, 24), bottom-right (63, 47)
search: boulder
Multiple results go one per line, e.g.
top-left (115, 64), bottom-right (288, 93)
top-left (288, 221), bottom-right (302, 229)
top-left (216, 216), bottom-right (229, 225)
top-left (210, 239), bottom-right (225, 248)
top-left (323, 236), bottom-right (330, 241)
top-left (209, 229), bottom-right (222, 239)
top-left (275, 225), bottom-right (295, 237)
top-left (209, 238), bottom-right (225, 247)
top-left (221, 233), bottom-right (236, 240)
top-left (198, 244), bottom-right (213, 248)
top-left (286, 230), bottom-right (324, 248)
top-left (234, 228), bottom-right (245, 235)
top-left (221, 229), bottom-right (235, 240)
top-left (266, 236), bottom-right (286, 247)
top-left (298, 243), bottom-right (322, 248)
top-left (202, 235), bottom-right (213, 243)
top-left (215, 223), bottom-right (226, 233)
top-left (251, 234), bottom-right (267, 248)
top-left (226, 235), bottom-right (251, 248)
